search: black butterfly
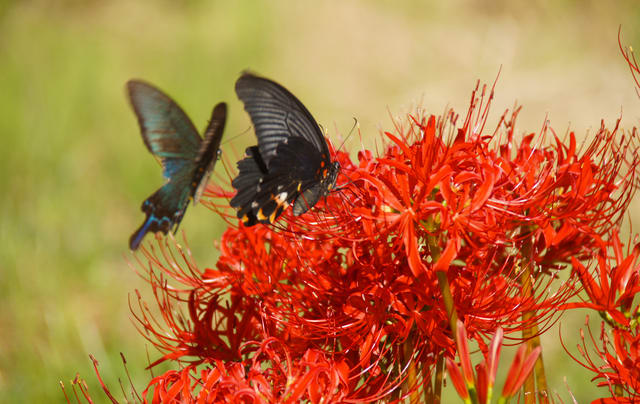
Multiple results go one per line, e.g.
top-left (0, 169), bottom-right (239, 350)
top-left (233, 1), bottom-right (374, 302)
top-left (127, 80), bottom-right (227, 250)
top-left (230, 73), bottom-right (340, 226)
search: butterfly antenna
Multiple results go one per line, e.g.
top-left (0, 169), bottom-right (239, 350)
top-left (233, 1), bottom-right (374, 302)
top-left (220, 125), bottom-right (254, 147)
top-left (219, 149), bottom-right (237, 185)
top-left (333, 117), bottom-right (359, 154)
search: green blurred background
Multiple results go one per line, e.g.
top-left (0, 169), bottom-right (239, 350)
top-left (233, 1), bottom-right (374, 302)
top-left (1, 0), bottom-right (639, 402)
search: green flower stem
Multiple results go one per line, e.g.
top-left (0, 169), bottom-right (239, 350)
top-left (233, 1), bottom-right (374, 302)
top-left (520, 231), bottom-right (548, 404)
top-left (426, 231), bottom-right (459, 335)
top-left (402, 334), bottom-right (421, 403)
top-left (436, 270), bottom-right (459, 336)
top-left (433, 353), bottom-right (443, 402)
top-left (427, 230), bottom-right (463, 403)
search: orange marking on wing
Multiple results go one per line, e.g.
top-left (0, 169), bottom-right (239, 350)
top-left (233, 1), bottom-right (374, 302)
top-left (257, 209), bottom-right (268, 221)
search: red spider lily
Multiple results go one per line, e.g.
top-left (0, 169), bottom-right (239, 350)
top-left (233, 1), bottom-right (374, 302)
top-left (562, 230), bottom-right (640, 403)
top-left (219, 80), bottom-right (637, 349)
top-left (73, 68), bottom-right (640, 403)
top-left (129, 79), bottom-right (635, 401)
top-left (212, 222), bottom-right (434, 400)
top-left (130, 240), bottom-right (263, 366)
top-left (564, 231), bottom-right (640, 328)
top-left (564, 319), bottom-right (640, 403)
top-left (558, 35), bottom-right (640, 404)
top-left (446, 320), bottom-right (540, 404)
top-left (126, 234), bottom-right (430, 402)
top-left (80, 340), bottom-right (351, 404)
top-left (620, 27), bottom-right (640, 100)
top-left (140, 338), bottom-right (351, 404)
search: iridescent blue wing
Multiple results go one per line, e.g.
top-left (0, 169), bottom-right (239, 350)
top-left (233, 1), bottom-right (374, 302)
top-left (127, 81), bottom-right (227, 250)
top-left (127, 80), bottom-right (201, 165)
top-left (129, 161), bottom-right (194, 250)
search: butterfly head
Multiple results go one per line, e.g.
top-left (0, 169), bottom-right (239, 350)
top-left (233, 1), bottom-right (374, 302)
top-left (322, 161), bottom-right (341, 195)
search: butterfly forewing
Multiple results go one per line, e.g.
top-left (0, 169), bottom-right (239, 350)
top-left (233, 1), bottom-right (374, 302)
top-left (235, 74), bottom-right (330, 166)
top-left (193, 102), bottom-right (227, 204)
top-left (127, 80), bottom-right (202, 161)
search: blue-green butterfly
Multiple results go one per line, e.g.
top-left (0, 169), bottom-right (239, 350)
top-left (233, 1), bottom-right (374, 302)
top-left (127, 80), bottom-right (226, 250)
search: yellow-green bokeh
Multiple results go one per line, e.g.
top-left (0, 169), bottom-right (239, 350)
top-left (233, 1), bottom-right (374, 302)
top-left (1, 1), bottom-right (639, 402)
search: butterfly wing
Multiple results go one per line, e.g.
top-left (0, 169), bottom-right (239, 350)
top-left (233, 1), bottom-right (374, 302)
top-left (127, 80), bottom-right (205, 250)
top-left (231, 146), bottom-right (270, 226)
top-left (129, 102), bottom-right (226, 250)
top-left (231, 73), bottom-right (338, 225)
top-left (129, 163), bottom-right (194, 250)
top-left (127, 80), bottom-right (202, 163)
top-left (234, 73), bottom-right (331, 166)
top-left (192, 102), bottom-right (227, 204)
top-left (231, 137), bottom-right (326, 225)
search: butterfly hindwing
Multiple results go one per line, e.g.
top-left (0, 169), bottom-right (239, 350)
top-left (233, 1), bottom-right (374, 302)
top-left (232, 158), bottom-right (301, 226)
top-left (231, 73), bottom-right (339, 225)
top-left (267, 136), bottom-right (326, 216)
top-left (231, 147), bottom-right (266, 204)
top-left (127, 79), bottom-right (226, 249)
top-left (129, 161), bottom-right (193, 250)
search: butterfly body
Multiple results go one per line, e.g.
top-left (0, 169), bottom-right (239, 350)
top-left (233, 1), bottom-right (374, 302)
top-left (230, 73), bottom-right (339, 226)
top-left (127, 80), bottom-right (226, 250)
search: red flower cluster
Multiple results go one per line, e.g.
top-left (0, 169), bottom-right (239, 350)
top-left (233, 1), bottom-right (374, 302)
top-left (569, 318), bottom-right (640, 403)
top-left (81, 74), bottom-right (633, 403)
top-left (143, 338), bottom-right (350, 403)
top-left (562, 230), bottom-right (640, 403)
top-left (67, 42), bottom-right (640, 402)
top-left (552, 37), bottom-right (640, 404)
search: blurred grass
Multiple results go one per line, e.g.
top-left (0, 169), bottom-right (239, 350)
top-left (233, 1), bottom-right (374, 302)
top-left (0, 0), bottom-right (639, 402)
